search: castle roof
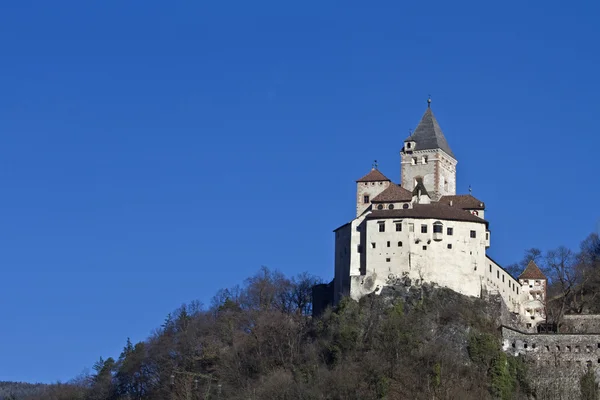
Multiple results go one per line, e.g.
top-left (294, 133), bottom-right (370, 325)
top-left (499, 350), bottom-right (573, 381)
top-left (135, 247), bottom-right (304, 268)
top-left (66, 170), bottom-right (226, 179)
top-left (366, 203), bottom-right (487, 226)
top-left (518, 260), bottom-right (546, 280)
top-left (412, 178), bottom-right (429, 197)
top-left (371, 184), bottom-right (412, 203)
top-left (405, 108), bottom-right (455, 158)
top-left (356, 168), bottom-right (391, 182)
top-left (439, 194), bottom-right (485, 210)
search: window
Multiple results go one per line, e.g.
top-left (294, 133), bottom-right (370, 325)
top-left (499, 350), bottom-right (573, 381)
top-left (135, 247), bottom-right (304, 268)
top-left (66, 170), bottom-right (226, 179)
top-left (406, 142), bottom-right (411, 149)
top-left (388, 204), bottom-right (394, 210)
top-left (517, 287), bottom-right (519, 294)
top-left (470, 230), bottom-right (476, 238)
top-left (408, 223), bottom-right (414, 232)
top-left (363, 195), bottom-right (369, 203)
top-left (357, 245), bottom-right (362, 253)
top-left (403, 203), bottom-right (409, 209)
top-left (377, 204), bottom-right (383, 210)
top-left (412, 157), bottom-right (417, 165)
top-left (486, 232), bottom-right (489, 240)
top-left (395, 223), bottom-right (402, 232)
top-left (378, 223), bottom-right (385, 232)
top-left (387, 241), bottom-right (391, 247)
top-left (433, 223), bottom-right (443, 233)
top-left (489, 264), bottom-right (492, 272)
top-left (422, 156), bottom-right (428, 164)
top-left (447, 227), bottom-right (453, 235)
top-left (421, 225), bottom-right (428, 233)
top-left (502, 275), bottom-right (505, 282)
top-left (447, 244), bottom-right (452, 249)
top-left (398, 241), bottom-right (403, 247)
top-left (371, 242), bottom-right (376, 249)
top-left (497, 270), bottom-right (500, 279)
top-left (423, 245), bottom-right (427, 250)
top-left (386, 258), bottom-right (391, 262)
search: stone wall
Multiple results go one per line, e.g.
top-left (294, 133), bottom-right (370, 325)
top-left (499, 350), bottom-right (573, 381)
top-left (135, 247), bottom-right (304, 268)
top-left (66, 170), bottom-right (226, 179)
top-left (561, 314), bottom-right (600, 334)
top-left (502, 326), bottom-right (600, 399)
top-left (400, 150), bottom-right (456, 201)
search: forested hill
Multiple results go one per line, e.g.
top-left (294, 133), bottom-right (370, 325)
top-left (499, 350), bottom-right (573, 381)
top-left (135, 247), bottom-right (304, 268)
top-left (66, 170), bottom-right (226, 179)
top-left (0, 382), bottom-right (46, 399)
top-left (8, 268), bottom-right (532, 400)
top-left (8, 232), bottom-right (600, 400)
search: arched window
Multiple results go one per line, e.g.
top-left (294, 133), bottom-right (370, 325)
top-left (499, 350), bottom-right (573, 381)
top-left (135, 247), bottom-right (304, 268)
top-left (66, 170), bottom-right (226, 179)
top-left (433, 221), bottom-right (443, 234)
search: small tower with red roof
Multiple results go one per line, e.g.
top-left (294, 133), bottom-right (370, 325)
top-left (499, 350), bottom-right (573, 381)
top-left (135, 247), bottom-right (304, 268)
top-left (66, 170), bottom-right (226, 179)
top-left (355, 165), bottom-right (391, 217)
top-left (519, 260), bottom-right (548, 330)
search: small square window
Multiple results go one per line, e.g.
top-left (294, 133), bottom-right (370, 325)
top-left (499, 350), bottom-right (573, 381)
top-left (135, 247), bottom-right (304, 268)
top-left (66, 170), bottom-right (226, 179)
top-left (379, 223), bottom-right (385, 232)
top-left (447, 244), bottom-right (452, 249)
top-left (395, 223), bottom-right (402, 232)
top-left (422, 245), bottom-right (427, 250)
top-left (387, 241), bottom-right (391, 247)
top-left (447, 227), bottom-right (453, 235)
top-left (371, 242), bottom-right (376, 249)
top-left (386, 258), bottom-right (391, 262)
top-left (470, 230), bottom-right (476, 238)
top-left (363, 195), bottom-right (369, 203)
top-left (397, 241), bottom-right (402, 247)
top-left (421, 225), bottom-right (428, 233)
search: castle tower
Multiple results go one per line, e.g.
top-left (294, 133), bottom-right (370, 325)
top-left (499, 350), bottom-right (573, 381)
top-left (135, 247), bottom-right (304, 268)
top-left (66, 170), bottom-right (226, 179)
top-left (355, 167), bottom-right (391, 216)
top-left (400, 102), bottom-right (457, 201)
top-left (518, 260), bottom-right (547, 331)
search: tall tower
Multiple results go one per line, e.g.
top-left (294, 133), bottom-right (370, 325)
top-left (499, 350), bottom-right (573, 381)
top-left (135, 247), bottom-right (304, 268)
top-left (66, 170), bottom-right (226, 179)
top-left (400, 101), bottom-right (457, 201)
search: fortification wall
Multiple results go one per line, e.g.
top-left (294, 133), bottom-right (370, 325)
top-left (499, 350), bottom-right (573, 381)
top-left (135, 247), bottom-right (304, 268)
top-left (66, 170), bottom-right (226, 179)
top-left (561, 314), bottom-right (600, 334)
top-left (502, 326), bottom-right (600, 399)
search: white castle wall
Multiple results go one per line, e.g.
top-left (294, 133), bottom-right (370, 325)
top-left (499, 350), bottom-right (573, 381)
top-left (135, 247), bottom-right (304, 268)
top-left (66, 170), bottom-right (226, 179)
top-left (349, 216), bottom-right (488, 300)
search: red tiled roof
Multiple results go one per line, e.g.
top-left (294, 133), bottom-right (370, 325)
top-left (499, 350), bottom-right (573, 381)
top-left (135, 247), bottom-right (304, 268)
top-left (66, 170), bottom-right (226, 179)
top-left (519, 261), bottom-right (547, 280)
top-left (371, 184), bottom-right (413, 203)
top-left (356, 169), bottom-right (391, 182)
top-left (366, 203), bottom-right (488, 226)
top-left (439, 194), bottom-right (485, 210)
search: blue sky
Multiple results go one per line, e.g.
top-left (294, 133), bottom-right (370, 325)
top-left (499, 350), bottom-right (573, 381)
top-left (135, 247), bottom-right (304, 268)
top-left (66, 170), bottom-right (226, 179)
top-left (0, 0), bottom-right (599, 383)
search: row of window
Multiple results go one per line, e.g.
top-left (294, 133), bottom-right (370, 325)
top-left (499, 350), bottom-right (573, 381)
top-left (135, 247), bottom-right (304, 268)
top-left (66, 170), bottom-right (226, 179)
top-left (377, 221), bottom-right (458, 235)
top-left (411, 156), bottom-right (428, 165)
top-left (512, 342), bottom-right (600, 353)
top-left (490, 264), bottom-right (519, 294)
top-left (360, 241), bottom-right (456, 253)
top-left (377, 221), bottom-right (475, 238)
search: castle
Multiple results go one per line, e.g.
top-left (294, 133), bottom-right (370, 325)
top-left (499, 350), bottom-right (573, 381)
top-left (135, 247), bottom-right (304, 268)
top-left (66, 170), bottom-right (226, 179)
top-left (315, 99), bottom-right (548, 331)
top-left (311, 100), bottom-right (600, 394)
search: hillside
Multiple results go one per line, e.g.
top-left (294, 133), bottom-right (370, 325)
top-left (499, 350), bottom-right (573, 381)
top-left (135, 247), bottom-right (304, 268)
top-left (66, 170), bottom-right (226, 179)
top-left (12, 267), bottom-right (533, 400)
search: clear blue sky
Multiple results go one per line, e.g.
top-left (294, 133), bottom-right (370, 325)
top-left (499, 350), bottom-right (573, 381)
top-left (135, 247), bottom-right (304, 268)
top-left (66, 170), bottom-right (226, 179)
top-left (0, 0), bottom-right (598, 383)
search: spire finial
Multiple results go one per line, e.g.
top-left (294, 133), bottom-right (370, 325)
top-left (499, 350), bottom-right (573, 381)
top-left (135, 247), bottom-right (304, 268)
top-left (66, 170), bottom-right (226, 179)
top-left (469, 185), bottom-right (472, 194)
top-left (372, 160), bottom-right (378, 170)
top-left (427, 94), bottom-right (431, 108)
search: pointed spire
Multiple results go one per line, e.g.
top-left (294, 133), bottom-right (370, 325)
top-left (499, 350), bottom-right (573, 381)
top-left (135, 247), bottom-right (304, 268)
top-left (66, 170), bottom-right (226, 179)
top-left (404, 105), bottom-right (454, 158)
